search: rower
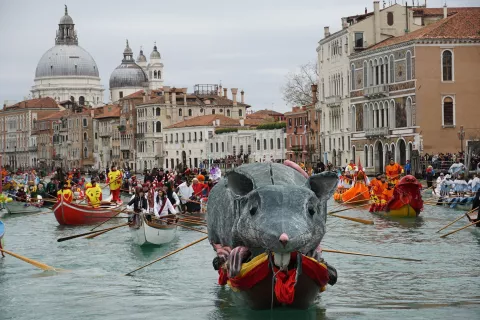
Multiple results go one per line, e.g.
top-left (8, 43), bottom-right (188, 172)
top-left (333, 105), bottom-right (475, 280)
top-left (57, 182), bottom-right (73, 203)
top-left (370, 173), bottom-right (387, 200)
top-left (127, 187), bottom-right (148, 225)
top-left (85, 179), bottom-right (103, 208)
top-left (385, 158), bottom-right (403, 185)
top-left (107, 165), bottom-right (122, 204)
top-left (467, 190), bottom-right (480, 227)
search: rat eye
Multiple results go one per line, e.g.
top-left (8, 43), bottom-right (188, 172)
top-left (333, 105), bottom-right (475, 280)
top-left (250, 207), bottom-right (257, 216)
top-left (308, 206), bottom-right (315, 216)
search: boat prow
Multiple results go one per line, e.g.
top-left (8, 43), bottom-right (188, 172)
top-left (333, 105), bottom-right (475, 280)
top-left (129, 214), bottom-right (177, 246)
top-left (53, 200), bottom-right (122, 226)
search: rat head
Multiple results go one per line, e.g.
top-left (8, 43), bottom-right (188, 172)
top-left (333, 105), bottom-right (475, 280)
top-left (228, 171), bottom-right (338, 254)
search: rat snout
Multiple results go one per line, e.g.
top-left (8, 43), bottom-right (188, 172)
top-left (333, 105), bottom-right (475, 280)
top-left (279, 233), bottom-right (289, 247)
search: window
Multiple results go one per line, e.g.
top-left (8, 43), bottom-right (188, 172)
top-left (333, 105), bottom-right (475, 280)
top-left (83, 147), bottom-right (88, 158)
top-left (406, 51), bottom-right (412, 80)
top-left (270, 138), bottom-right (274, 150)
top-left (263, 139), bottom-right (267, 150)
top-left (119, 92), bottom-right (123, 99)
top-left (188, 109), bottom-right (192, 117)
top-left (210, 143), bottom-right (213, 152)
top-left (156, 121), bottom-right (161, 133)
top-left (212, 109), bottom-right (216, 115)
top-left (83, 132), bottom-right (87, 140)
top-left (257, 140), bottom-right (260, 150)
top-left (389, 55), bottom-right (395, 83)
top-left (215, 143), bottom-right (219, 152)
top-left (227, 110), bottom-right (231, 117)
top-left (83, 118), bottom-right (87, 127)
top-left (200, 132), bottom-right (203, 141)
top-left (443, 96), bottom-right (454, 126)
top-left (222, 142), bottom-right (225, 152)
top-left (354, 32), bottom-right (363, 48)
top-left (288, 118), bottom-right (292, 127)
top-left (182, 133), bottom-right (185, 142)
top-left (179, 109), bottom-right (182, 116)
top-left (248, 145), bottom-right (251, 154)
top-left (240, 145), bottom-right (244, 154)
top-left (277, 138), bottom-right (281, 149)
top-left (363, 61), bottom-right (368, 88)
top-left (387, 12), bottom-right (394, 26)
top-left (188, 132), bottom-right (191, 141)
top-left (233, 146), bottom-right (236, 155)
top-left (156, 108), bottom-right (160, 116)
top-left (79, 96), bottom-right (85, 105)
top-left (442, 50), bottom-right (453, 81)
top-left (239, 109), bottom-right (243, 117)
top-left (351, 64), bottom-right (355, 90)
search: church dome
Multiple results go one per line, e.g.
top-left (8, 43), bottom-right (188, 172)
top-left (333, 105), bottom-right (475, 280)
top-left (59, 5), bottom-right (74, 24)
top-left (150, 44), bottom-right (161, 59)
top-left (110, 40), bottom-right (148, 89)
top-left (137, 49), bottom-right (147, 63)
top-left (35, 45), bottom-right (100, 78)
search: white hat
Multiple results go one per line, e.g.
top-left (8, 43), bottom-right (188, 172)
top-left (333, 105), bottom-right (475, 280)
top-left (440, 173), bottom-right (444, 176)
top-left (445, 174), bottom-right (451, 179)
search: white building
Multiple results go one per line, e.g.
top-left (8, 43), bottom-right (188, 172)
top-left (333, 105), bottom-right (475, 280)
top-left (31, 6), bottom-right (104, 106)
top-left (316, 1), bottom-right (424, 167)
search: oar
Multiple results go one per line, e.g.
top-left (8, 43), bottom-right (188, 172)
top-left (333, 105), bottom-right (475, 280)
top-left (436, 207), bottom-right (479, 233)
top-left (322, 248), bottom-right (422, 262)
top-left (125, 236), bottom-right (208, 276)
top-left (57, 223), bottom-right (129, 242)
top-left (160, 218), bottom-right (208, 234)
top-left (0, 248), bottom-right (60, 271)
top-left (90, 205), bottom-right (127, 231)
top-left (328, 202), bottom-right (371, 214)
top-left (84, 223), bottom-right (129, 239)
top-left (328, 213), bottom-right (374, 225)
top-left (440, 220), bottom-right (480, 238)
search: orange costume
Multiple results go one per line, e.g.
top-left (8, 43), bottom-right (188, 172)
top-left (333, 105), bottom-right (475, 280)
top-left (370, 178), bottom-right (388, 200)
top-left (385, 163), bottom-right (403, 184)
top-left (341, 171), bottom-right (370, 203)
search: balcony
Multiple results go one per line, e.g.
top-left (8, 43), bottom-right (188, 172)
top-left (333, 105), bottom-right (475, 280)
top-left (364, 85), bottom-right (389, 99)
top-left (29, 146), bottom-right (38, 152)
top-left (99, 130), bottom-right (112, 137)
top-left (135, 133), bottom-right (145, 139)
top-left (290, 145), bottom-right (306, 153)
top-left (325, 95), bottom-right (341, 107)
top-left (365, 127), bottom-right (389, 138)
top-left (120, 144), bottom-right (131, 151)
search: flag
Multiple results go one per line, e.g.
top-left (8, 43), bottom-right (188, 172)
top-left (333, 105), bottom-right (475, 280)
top-left (357, 157), bottom-right (363, 171)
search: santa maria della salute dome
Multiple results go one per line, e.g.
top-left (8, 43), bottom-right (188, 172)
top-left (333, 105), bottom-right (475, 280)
top-left (31, 6), bottom-right (104, 106)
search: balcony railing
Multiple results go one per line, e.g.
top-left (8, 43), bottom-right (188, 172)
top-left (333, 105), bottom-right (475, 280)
top-left (325, 95), bottom-right (341, 107)
top-left (290, 144), bottom-right (306, 152)
top-left (365, 127), bottom-right (389, 137)
top-left (364, 85), bottom-right (389, 98)
top-left (135, 133), bottom-right (145, 139)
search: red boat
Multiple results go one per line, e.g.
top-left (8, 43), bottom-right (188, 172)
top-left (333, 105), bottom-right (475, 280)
top-left (53, 199), bottom-right (122, 226)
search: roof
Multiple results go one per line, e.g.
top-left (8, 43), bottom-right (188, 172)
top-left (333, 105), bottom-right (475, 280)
top-left (37, 110), bottom-right (67, 121)
top-left (368, 8), bottom-right (480, 51)
top-left (244, 118), bottom-right (273, 127)
top-left (165, 114), bottom-right (242, 129)
top-left (412, 7), bottom-right (469, 17)
top-left (94, 105), bottom-right (120, 119)
top-left (3, 97), bottom-right (58, 111)
top-left (248, 109), bottom-right (284, 119)
top-left (140, 91), bottom-right (250, 108)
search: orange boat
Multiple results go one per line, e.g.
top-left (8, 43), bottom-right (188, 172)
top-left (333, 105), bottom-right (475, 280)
top-left (53, 199), bottom-right (122, 226)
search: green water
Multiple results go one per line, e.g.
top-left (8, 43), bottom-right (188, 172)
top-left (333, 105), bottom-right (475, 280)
top-left (1, 200), bottom-right (479, 320)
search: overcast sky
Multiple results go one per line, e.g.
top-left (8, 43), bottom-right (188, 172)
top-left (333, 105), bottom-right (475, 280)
top-left (0, 0), bottom-right (475, 112)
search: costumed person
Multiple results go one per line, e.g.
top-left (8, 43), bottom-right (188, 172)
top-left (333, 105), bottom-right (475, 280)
top-left (85, 180), bottom-right (103, 208)
top-left (107, 165), bottom-right (122, 203)
top-left (154, 188), bottom-right (176, 218)
top-left (425, 165), bottom-right (435, 188)
top-left (434, 173), bottom-right (445, 195)
top-left (333, 171), bottom-right (349, 201)
top-left (369, 174), bottom-right (394, 212)
top-left (165, 182), bottom-right (180, 213)
top-left (129, 175), bottom-right (138, 194)
top-left (448, 159), bottom-right (465, 179)
top-left (468, 189), bottom-right (480, 227)
top-left (57, 182), bottom-right (73, 203)
top-left (16, 187), bottom-right (27, 202)
top-left (177, 178), bottom-right (193, 213)
top-left (188, 177), bottom-right (203, 212)
top-left (453, 174), bottom-right (468, 197)
top-left (127, 187), bottom-right (148, 226)
top-left (439, 174), bottom-right (454, 197)
top-left (385, 175), bottom-right (424, 215)
top-left (341, 169), bottom-right (370, 203)
top-left (468, 174), bottom-right (480, 193)
top-left (46, 179), bottom-right (58, 199)
top-left (385, 158), bottom-right (403, 185)
top-left (210, 165), bottom-right (222, 183)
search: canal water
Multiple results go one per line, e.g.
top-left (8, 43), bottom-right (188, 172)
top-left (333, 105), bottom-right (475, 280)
top-left (1, 199), bottom-right (479, 320)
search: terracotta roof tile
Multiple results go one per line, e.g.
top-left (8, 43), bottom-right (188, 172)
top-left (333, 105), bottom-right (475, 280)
top-left (368, 8), bottom-right (480, 51)
top-left (248, 109), bottom-right (284, 119)
top-left (3, 97), bottom-right (58, 111)
top-left (412, 7), bottom-right (469, 17)
top-left (165, 114), bottom-right (241, 129)
top-left (37, 110), bottom-right (67, 121)
top-left (94, 105), bottom-right (121, 119)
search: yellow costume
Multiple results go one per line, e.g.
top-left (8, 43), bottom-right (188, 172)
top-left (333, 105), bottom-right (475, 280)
top-left (85, 185), bottom-right (102, 208)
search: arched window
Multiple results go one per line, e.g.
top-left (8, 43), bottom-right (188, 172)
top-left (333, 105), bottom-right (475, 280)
top-left (406, 98), bottom-right (412, 127)
top-left (442, 96), bottom-right (454, 126)
top-left (270, 138), bottom-right (274, 150)
top-left (212, 109), bottom-right (216, 115)
top-left (83, 147), bottom-right (88, 158)
top-left (182, 133), bottom-right (185, 142)
top-left (406, 51), bottom-right (412, 80)
top-left (215, 143), bottom-right (219, 152)
top-left (387, 12), bottom-right (394, 26)
top-left (363, 61), bottom-right (368, 88)
top-left (200, 131), bottom-right (203, 141)
top-left (257, 139), bottom-right (260, 150)
top-left (156, 121), bottom-right (161, 133)
top-left (239, 109), bottom-right (243, 117)
top-left (442, 50), bottom-right (453, 81)
top-left (79, 96), bottom-right (85, 105)
top-left (263, 139), bottom-right (267, 150)
top-left (158, 71), bottom-right (161, 79)
top-left (154, 71), bottom-right (157, 79)
top-left (227, 110), bottom-right (231, 117)
top-left (389, 55), bottom-right (395, 83)
top-left (210, 143), bottom-right (213, 153)
top-left (83, 118), bottom-right (87, 127)
top-left (179, 108), bottom-right (183, 116)
top-left (277, 138), bottom-right (281, 149)
top-left (350, 64), bottom-right (355, 90)
top-left (364, 145), bottom-right (368, 167)
top-left (156, 108), bottom-right (160, 116)
top-left (188, 109), bottom-right (192, 117)
top-left (83, 132), bottom-right (87, 140)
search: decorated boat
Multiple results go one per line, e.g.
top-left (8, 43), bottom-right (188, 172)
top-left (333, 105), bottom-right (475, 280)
top-left (369, 175), bottom-right (423, 218)
top-left (207, 162), bottom-right (338, 309)
top-left (334, 170), bottom-right (370, 205)
top-left (53, 198), bottom-right (122, 226)
top-left (129, 214), bottom-right (177, 246)
top-left (430, 193), bottom-right (474, 211)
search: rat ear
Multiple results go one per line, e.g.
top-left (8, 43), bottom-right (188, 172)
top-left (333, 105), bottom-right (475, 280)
top-left (306, 172), bottom-right (338, 202)
top-left (226, 171), bottom-right (254, 196)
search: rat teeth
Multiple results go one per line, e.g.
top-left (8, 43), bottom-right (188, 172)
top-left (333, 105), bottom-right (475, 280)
top-left (273, 252), bottom-right (291, 270)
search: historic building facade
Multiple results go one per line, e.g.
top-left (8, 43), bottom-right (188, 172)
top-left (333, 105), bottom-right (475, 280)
top-left (31, 6), bottom-right (104, 106)
top-left (93, 105), bottom-right (121, 170)
top-left (32, 110), bottom-right (66, 170)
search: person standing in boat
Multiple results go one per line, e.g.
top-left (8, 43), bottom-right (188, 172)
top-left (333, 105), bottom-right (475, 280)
top-left (127, 187), bottom-right (148, 226)
top-left (468, 174), bottom-right (480, 193)
top-left (154, 188), bottom-right (176, 218)
top-left (449, 158), bottom-right (465, 179)
top-left (56, 182), bottom-right (73, 203)
top-left (164, 182), bottom-right (180, 213)
top-left (178, 178), bottom-right (193, 213)
top-left (107, 165), bottom-right (122, 204)
top-left (386, 159), bottom-right (403, 185)
top-left (85, 180), bottom-right (103, 208)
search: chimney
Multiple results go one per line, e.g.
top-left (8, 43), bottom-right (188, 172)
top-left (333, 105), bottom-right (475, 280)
top-left (171, 88), bottom-right (176, 105)
top-left (146, 89), bottom-right (151, 101)
top-left (324, 26), bottom-right (330, 38)
top-left (219, 85), bottom-right (222, 96)
top-left (240, 90), bottom-right (245, 104)
top-left (231, 88), bottom-right (238, 106)
top-left (341, 17), bottom-right (348, 29)
top-left (142, 92), bottom-right (147, 103)
top-left (182, 88), bottom-right (187, 105)
top-left (365, 7), bottom-right (367, 14)
top-left (373, 1), bottom-right (381, 44)
top-left (311, 84), bottom-right (318, 104)
top-left (164, 86), bottom-right (170, 105)
top-left (443, 3), bottom-right (447, 19)
top-left (239, 119), bottom-right (244, 127)
top-left (215, 119), bottom-right (220, 126)
top-left (223, 88), bottom-right (228, 98)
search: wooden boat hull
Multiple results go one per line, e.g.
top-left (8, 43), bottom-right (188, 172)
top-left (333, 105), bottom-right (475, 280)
top-left (431, 195), bottom-right (474, 211)
top-left (372, 204), bottom-right (419, 218)
top-left (129, 215), bottom-right (176, 246)
top-left (53, 200), bottom-right (121, 226)
top-left (5, 201), bottom-right (42, 214)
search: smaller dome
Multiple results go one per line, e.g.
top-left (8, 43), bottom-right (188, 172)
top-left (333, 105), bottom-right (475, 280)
top-left (150, 44), bottom-right (161, 59)
top-left (60, 5), bottom-right (74, 25)
top-left (124, 40), bottom-right (133, 55)
top-left (137, 49), bottom-right (147, 63)
top-left (109, 64), bottom-right (148, 89)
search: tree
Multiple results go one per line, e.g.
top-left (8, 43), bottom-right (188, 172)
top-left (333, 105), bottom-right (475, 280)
top-left (282, 61), bottom-right (318, 106)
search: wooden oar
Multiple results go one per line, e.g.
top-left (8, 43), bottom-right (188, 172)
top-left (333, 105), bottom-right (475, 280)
top-left (125, 236), bottom-right (209, 276)
top-left (440, 220), bottom-right (480, 238)
top-left (0, 248), bottom-right (60, 271)
top-left (176, 217), bottom-right (207, 226)
top-left (328, 213), bottom-right (374, 225)
top-left (159, 218), bottom-right (208, 233)
top-left (328, 202), bottom-right (371, 214)
top-left (322, 248), bottom-right (422, 262)
top-left (57, 223), bottom-right (129, 242)
top-left (436, 206), bottom-right (478, 233)
top-left (84, 223), bottom-right (129, 239)
top-left (90, 205), bottom-right (127, 231)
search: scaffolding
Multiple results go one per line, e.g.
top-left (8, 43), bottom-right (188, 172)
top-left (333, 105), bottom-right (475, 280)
top-left (194, 84), bottom-right (219, 96)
